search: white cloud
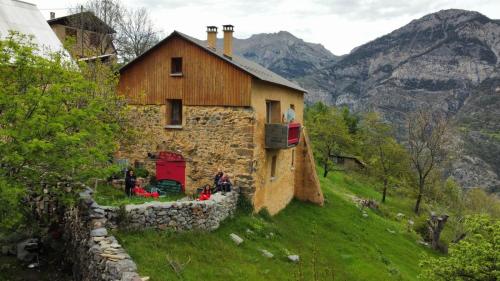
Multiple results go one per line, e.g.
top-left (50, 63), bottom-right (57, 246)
top-left (30, 0), bottom-right (500, 55)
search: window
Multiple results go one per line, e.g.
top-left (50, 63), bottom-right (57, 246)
top-left (89, 33), bottom-right (99, 46)
top-left (65, 27), bottom-right (77, 37)
top-left (171, 57), bottom-right (183, 75)
top-left (291, 149), bottom-right (295, 167)
top-left (166, 99), bottom-right (182, 127)
top-left (271, 155), bottom-right (277, 178)
top-left (265, 100), bottom-right (281, 123)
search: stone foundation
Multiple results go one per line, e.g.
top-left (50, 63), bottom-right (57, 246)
top-left (64, 188), bottom-right (141, 281)
top-left (119, 105), bottom-right (256, 195)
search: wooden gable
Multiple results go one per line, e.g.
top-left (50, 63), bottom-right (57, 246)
top-left (118, 34), bottom-right (252, 106)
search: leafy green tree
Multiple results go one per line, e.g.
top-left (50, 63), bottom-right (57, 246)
top-left (305, 103), bottom-right (352, 177)
top-left (0, 32), bottom-right (127, 231)
top-left (420, 215), bottom-right (500, 280)
top-left (360, 112), bottom-right (410, 202)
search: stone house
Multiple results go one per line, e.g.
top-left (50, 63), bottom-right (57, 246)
top-left (47, 11), bottom-right (116, 62)
top-left (331, 155), bottom-right (366, 171)
top-left (118, 26), bottom-right (323, 214)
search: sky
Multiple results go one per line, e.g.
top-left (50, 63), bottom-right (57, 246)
top-left (30, 0), bottom-right (500, 55)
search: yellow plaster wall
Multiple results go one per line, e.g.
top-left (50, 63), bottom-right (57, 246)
top-left (250, 79), bottom-right (305, 215)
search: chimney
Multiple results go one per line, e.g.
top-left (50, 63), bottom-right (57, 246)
top-left (206, 26), bottom-right (217, 50)
top-left (50, 12), bottom-right (55, 19)
top-left (222, 25), bottom-right (234, 58)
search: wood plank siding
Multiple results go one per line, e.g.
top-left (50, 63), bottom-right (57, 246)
top-left (118, 35), bottom-right (252, 106)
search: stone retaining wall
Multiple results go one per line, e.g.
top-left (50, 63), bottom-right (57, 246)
top-left (64, 189), bottom-right (238, 281)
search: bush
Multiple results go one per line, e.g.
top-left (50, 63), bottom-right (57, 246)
top-left (257, 208), bottom-right (273, 222)
top-left (237, 193), bottom-right (253, 215)
top-left (134, 167), bottom-right (150, 178)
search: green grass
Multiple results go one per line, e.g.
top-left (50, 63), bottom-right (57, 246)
top-left (115, 170), bottom-right (438, 281)
top-left (93, 184), bottom-right (186, 206)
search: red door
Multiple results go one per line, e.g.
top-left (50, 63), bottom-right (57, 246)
top-left (156, 151), bottom-right (186, 191)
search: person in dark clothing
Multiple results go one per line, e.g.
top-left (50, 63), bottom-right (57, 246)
top-left (214, 171), bottom-right (223, 192)
top-left (125, 170), bottom-right (136, 197)
top-left (218, 175), bottom-right (232, 194)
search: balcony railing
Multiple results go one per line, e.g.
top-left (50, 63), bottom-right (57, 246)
top-left (265, 122), bottom-right (301, 149)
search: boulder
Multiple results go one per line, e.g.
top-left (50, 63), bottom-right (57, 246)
top-left (288, 255), bottom-right (300, 263)
top-left (230, 233), bottom-right (244, 245)
top-left (260, 249), bottom-right (274, 258)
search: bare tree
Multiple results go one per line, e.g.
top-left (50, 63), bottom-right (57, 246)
top-left (116, 7), bottom-right (162, 63)
top-left (407, 109), bottom-right (449, 214)
top-left (71, 0), bottom-right (161, 61)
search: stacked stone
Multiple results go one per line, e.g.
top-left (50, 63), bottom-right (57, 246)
top-left (121, 191), bottom-right (238, 231)
top-left (64, 188), bottom-right (141, 281)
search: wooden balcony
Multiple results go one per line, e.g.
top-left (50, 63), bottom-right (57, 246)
top-left (265, 123), bottom-right (301, 149)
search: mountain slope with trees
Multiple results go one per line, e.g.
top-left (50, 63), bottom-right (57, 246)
top-left (239, 9), bottom-right (500, 192)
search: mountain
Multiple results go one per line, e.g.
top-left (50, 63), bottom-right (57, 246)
top-left (219, 31), bottom-right (339, 79)
top-left (239, 10), bottom-right (500, 192)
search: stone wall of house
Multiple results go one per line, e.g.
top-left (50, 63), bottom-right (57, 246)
top-left (64, 188), bottom-right (141, 281)
top-left (118, 105), bottom-right (256, 196)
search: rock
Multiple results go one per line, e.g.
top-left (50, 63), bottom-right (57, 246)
top-left (260, 249), bottom-right (274, 258)
top-left (16, 238), bottom-right (39, 262)
top-left (362, 212), bottom-right (368, 218)
top-left (90, 228), bottom-right (108, 237)
top-left (230, 233), bottom-right (244, 245)
top-left (288, 255), bottom-right (300, 263)
top-left (396, 213), bottom-right (405, 220)
top-left (418, 240), bottom-right (430, 247)
top-left (245, 228), bottom-right (254, 235)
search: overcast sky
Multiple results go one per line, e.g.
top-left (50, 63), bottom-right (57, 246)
top-left (31, 0), bottom-right (500, 55)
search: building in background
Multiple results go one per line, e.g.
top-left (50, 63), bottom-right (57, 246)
top-left (118, 25), bottom-right (324, 214)
top-left (47, 11), bottom-right (116, 62)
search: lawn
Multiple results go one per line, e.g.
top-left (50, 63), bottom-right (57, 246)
top-left (93, 184), bottom-right (186, 206)
top-left (115, 170), bottom-right (438, 281)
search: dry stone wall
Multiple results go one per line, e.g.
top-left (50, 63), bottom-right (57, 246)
top-left (64, 188), bottom-right (141, 281)
top-left (64, 188), bottom-right (238, 281)
top-left (119, 191), bottom-right (238, 231)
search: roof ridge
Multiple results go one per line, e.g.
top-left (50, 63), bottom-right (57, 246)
top-left (120, 30), bottom-right (306, 93)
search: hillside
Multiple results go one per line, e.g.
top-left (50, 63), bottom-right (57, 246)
top-left (116, 170), bottom-right (438, 281)
top-left (239, 9), bottom-right (500, 192)
top-left (219, 31), bottom-right (339, 79)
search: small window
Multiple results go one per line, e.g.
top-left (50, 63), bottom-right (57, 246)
top-left (171, 57), bottom-right (183, 75)
top-left (271, 155), bottom-right (277, 178)
top-left (266, 100), bottom-right (281, 123)
top-left (291, 149), bottom-right (295, 167)
top-left (89, 33), bottom-right (99, 46)
top-left (166, 99), bottom-right (182, 126)
top-left (66, 27), bottom-right (77, 37)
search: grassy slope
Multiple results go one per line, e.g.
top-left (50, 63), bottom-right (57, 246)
top-left (116, 170), bottom-right (438, 281)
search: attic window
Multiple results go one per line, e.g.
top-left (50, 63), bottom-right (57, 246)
top-left (171, 57), bottom-right (183, 76)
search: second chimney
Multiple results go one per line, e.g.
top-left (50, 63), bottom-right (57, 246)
top-left (50, 12), bottom-right (55, 19)
top-left (222, 25), bottom-right (234, 58)
top-left (206, 26), bottom-right (217, 50)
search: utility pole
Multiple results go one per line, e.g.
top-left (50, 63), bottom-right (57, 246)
top-left (80, 5), bottom-right (84, 58)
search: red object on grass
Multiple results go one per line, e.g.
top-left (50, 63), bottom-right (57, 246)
top-left (156, 151), bottom-right (186, 191)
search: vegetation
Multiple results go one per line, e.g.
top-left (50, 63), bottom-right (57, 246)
top-left (420, 215), bottom-right (499, 280)
top-left (116, 169), bottom-right (438, 281)
top-left (0, 33), bottom-right (127, 232)
top-left (305, 103), bottom-right (352, 177)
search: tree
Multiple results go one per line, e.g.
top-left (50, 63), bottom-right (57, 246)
top-left (360, 112), bottom-right (410, 203)
top-left (0, 33), bottom-right (127, 230)
top-left (407, 110), bottom-right (449, 214)
top-left (74, 0), bottom-right (162, 62)
top-left (116, 7), bottom-right (162, 63)
top-left (420, 215), bottom-right (500, 280)
top-left (305, 103), bottom-right (352, 177)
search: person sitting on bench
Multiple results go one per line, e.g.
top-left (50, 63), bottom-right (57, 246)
top-left (218, 175), bottom-right (232, 193)
top-left (198, 184), bottom-right (211, 201)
